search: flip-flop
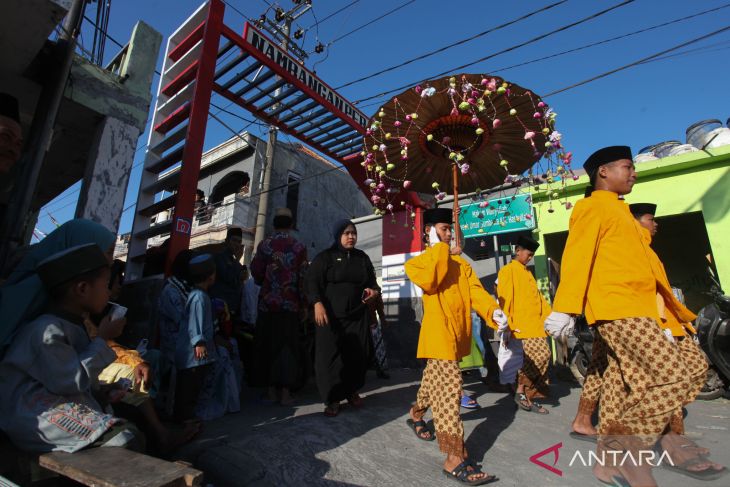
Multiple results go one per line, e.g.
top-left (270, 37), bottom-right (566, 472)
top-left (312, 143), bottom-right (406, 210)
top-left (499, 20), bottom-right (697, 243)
top-left (569, 431), bottom-right (598, 444)
top-left (597, 475), bottom-right (630, 487)
top-left (461, 395), bottom-right (479, 409)
top-left (406, 418), bottom-right (435, 441)
top-left (514, 392), bottom-right (531, 411)
top-left (662, 457), bottom-right (728, 481)
top-left (527, 401), bottom-right (549, 415)
top-left (443, 461), bottom-right (498, 485)
top-left (324, 403), bottom-right (340, 417)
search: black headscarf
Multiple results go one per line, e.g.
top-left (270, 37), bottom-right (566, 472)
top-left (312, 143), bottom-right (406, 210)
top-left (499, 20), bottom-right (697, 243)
top-left (331, 219), bottom-right (355, 250)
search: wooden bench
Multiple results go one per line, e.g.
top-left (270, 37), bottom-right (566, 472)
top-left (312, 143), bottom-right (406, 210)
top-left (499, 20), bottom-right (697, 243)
top-left (39, 447), bottom-right (202, 487)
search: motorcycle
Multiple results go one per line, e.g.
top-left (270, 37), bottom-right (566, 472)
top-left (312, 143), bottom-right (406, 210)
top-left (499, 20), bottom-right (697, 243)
top-left (569, 315), bottom-right (593, 384)
top-left (694, 266), bottom-right (730, 400)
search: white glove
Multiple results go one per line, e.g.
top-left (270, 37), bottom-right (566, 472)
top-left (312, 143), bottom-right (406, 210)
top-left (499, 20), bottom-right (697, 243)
top-left (544, 311), bottom-right (575, 338)
top-left (663, 328), bottom-right (676, 344)
top-left (428, 226), bottom-right (440, 247)
top-left (493, 309), bottom-right (509, 332)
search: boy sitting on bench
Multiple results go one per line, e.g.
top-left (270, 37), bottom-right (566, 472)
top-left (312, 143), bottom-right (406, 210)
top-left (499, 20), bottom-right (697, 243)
top-left (0, 244), bottom-right (142, 453)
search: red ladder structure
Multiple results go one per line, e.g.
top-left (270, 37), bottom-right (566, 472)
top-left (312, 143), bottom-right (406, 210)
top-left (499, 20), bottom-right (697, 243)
top-left (127, 0), bottom-right (377, 278)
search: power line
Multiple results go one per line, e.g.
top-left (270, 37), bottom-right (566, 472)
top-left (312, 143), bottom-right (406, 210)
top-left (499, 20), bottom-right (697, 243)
top-left (335, 0), bottom-right (568, 90)
top-left (543, 24), bottom-right (730, 97)
top-left (354, 0), bottom-right (636, 104)
top-left (313, 0), bottom-right (416, 53)
top-left (306, 0), bottom-right (360, 29)
top-left (355, 2), bottom-right (730, 111)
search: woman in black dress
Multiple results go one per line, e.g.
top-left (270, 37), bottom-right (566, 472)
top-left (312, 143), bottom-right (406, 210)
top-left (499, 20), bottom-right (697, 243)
top-left (307, 219), bottom-right (380, 416)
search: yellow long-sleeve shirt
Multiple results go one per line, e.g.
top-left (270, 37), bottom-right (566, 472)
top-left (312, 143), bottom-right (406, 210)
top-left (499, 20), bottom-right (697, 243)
top-left (552, 190), bottom-right (661, 324)
top-left (405, 242), bottom-right (499, 360)
top-left (497, 260), bottom-right (550, 339)
top-left (639, 227), bottom-right (697, 336)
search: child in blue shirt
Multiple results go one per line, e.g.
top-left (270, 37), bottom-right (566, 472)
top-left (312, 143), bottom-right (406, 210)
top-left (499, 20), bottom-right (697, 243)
top-left (174, 254), bottom-right (217, 422)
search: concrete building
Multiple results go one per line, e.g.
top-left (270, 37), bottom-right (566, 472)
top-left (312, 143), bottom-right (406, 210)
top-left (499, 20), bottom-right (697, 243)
top-left (0, 0), bottom-right (161, 268)
top-left (115, 131), bottom-right (372, 264)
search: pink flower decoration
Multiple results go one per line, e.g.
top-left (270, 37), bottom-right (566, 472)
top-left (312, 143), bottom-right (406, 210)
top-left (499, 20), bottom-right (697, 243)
top-left (492, 118), bottom-right (502, 128)
top-left (471, 117), bottom-right (480, 126)
top-left (533, 112), bottom-right (542, 119)
top-left (524, 131), bottom-right (535, 140)
top-left (415, 85), bottom-right (422, 94)
top-left (537, 101), bottom-right (546, 108)
top-left (468, 98), bottom-right (476, 105)
top-left (386, 204), bottom-right (394, 211)
top-left (450, 108), bottom-right (459, 116)
top-left (405, 114), bottom-right (412, 122)
top-left (460, 164), bottom-right (470, 175)
top-left (480, 78), bottom-right (488, 86)
top-left (442, 136), bottom-right (451, 144)
top-left (403, 180), bottom-right (412, 189)
top-left (394, 120), bottom-right (402, 127)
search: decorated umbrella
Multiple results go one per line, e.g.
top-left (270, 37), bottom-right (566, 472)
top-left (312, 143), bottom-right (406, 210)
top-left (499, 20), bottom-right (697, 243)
top-left (361, 73), bottom-right (574, 246)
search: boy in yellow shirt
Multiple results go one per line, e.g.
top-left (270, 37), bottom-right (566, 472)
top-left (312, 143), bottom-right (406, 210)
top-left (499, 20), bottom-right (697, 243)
top-left (545, 146), bottom-right (689, 487)
top-left (497, 235), bottom-right (551, 414)
top-left (405, 207), bottom-right (502, 486)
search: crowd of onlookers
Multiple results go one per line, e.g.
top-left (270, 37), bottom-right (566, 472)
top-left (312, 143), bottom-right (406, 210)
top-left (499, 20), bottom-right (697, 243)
top-left (0, 207), bottom-right (388, 461)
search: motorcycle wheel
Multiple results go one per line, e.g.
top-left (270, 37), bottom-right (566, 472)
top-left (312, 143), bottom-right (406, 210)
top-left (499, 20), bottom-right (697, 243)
top-left (697, 367), bottom-right (724, 401)
top-left (569, 348), bottom-right (589, 385)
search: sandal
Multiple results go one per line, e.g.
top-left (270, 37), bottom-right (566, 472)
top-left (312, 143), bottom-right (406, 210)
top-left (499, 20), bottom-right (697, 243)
top-left (443, 461), bottom-right (497, 485)
top-left (662, 456), bottom-right (728, 481)
top-left (514, 392), bottom-right (531, 411)
top-left (528, 400), bottom-right (549, 415)
top-left (569, 431), bottom-right (597, 444)
top-left (406, 418), bottom-right (435, 441)
top-left (460, 395), bottom-right (479, 409)
top-left (347, 394), bottom-right (364, 408)
top-left (324, 403), bottom-right (340, 417)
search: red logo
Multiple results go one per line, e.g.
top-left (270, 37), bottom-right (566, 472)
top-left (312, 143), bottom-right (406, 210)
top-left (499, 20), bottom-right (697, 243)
top-left (530, 442), bottom-right (563, 476)
top-left (175, 217), bottom-right (192, 235)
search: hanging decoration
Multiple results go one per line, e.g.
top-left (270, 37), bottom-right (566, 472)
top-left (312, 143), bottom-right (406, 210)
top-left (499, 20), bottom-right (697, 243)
top-left (360, 73), bottom-right (575, 243)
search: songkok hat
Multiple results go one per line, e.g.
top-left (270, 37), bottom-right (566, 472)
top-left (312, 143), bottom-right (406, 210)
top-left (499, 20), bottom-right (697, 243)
top-left (226, 227), bottom-right (243, 240)
top-left (188, 254), bottom-right (216, 281)
top-left (274, 208), bottom-right (293, 218)
top-left (423, 208), bottom-right (453, 225)
top-left (583, 146), bottom-right (633, 177)
top-left (0, 93), bottom-right (20, 123)
top-left (36, 243), bottom-right (109, 291)
top-left (629, 203), bottom-right (657, 217)
top-left (516, 235), bottom-right (540, 253)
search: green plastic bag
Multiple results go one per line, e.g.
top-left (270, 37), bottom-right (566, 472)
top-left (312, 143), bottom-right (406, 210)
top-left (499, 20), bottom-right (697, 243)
top-left (459, 337), bottom-right (485, 370)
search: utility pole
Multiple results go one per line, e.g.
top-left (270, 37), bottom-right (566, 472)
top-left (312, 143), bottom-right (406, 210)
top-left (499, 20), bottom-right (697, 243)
top-left (0, 0), bottom-right (87, 270)
top-left (252, 1), bottom-right (311, 253)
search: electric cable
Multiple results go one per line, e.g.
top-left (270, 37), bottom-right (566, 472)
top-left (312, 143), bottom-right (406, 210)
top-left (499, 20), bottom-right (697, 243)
top-left (353, 0), bottom-right (635, 104)
top-left (335, 0), bottom-right (569, 90)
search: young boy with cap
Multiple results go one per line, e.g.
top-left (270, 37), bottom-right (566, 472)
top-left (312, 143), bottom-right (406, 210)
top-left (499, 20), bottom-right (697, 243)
top-left (546, 146), bottom-right (690, 486)
top-left (497, 235), bottom-right (552, 415)
top-left (629, 203), bottom-right (725, 479)
top-left (174, 254), bottom-right (217, 422)
top-left (405, 207), bottom-right (503, 485)
top-left (0, 244), bottom-right (141, 452)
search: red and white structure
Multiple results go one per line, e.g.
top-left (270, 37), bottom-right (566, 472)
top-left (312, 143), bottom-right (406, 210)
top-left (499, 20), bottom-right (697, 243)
top-left (127, 0), bottom-right (428, 279)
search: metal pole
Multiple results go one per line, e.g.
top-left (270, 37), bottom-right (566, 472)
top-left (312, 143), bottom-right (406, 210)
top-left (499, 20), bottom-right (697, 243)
top-left (0, 0), bottom-right (87, 269)
top-left (253, 18), bottom-right (292, 251)
top-left (493, 235), bottom-right (501, 271)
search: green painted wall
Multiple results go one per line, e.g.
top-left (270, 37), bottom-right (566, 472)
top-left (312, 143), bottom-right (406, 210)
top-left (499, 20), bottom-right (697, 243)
top-left (529, 145), bottom-right (730, 306)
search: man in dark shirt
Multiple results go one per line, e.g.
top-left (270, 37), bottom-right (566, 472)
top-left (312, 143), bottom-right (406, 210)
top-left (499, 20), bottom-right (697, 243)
top-left (210, 227), bottom-right (244, 320)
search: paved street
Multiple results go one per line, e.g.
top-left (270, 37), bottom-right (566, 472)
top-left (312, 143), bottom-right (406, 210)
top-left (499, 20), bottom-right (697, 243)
top-left (175, 368), bottom-right (730, 486)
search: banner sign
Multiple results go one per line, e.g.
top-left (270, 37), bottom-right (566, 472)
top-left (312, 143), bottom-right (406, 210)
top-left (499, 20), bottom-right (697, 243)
top-left (459, 194), bottom-right (535, 238)
top-left (244, 24), bottom-right (369, 130)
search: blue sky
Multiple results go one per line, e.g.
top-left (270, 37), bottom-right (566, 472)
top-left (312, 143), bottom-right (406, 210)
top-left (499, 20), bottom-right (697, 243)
top-left (35, 0), bottom-right (730, 239)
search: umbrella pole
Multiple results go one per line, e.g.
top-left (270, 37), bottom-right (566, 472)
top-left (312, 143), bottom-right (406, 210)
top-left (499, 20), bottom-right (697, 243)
top-left (452, 164), bottom-right (461, 249)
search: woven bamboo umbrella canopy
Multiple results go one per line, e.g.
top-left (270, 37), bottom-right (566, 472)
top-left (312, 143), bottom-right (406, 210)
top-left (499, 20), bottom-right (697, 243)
top-left (360, 73), bottom-right (572, 246)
